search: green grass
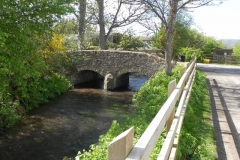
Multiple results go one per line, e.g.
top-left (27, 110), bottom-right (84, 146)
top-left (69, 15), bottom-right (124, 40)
top-left (74, 67), bottom-right (217, 160)
top-left (176, 70), bottom-right (217, 160)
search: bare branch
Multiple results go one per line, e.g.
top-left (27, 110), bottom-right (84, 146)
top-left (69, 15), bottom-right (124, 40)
top-left (73, 11), bottom-right (79, 20)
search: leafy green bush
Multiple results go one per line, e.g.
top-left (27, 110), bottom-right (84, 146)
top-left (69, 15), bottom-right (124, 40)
top-left (119, 32), bottom-right (144, 50)
top-left (180, 47), bottom-right (203, 62)
top-left (0, 99), bottom-right (21, 129)
top-left (23, 73), bottom-right (72, 111)
top-left (233, 43), bottom-right (240, 56)
top-left (38, 33), bottom-right (72, 75)
top-left (107, 42), bottom-right (118, 50)
top-left (0, 72), bottom-right (72, 129)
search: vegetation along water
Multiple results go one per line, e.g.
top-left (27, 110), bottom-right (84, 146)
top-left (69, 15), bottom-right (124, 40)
top-left (0, 75), bottom-right (147, 160)
top-left (75, 65), bottom-right (217, 160)
top-left (0, 65), bottom-right (216, 160)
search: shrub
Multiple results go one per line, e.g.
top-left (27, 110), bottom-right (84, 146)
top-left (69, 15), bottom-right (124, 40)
top-left (0, 34), bottom-right (72, 129)
top-left (38, 33), bottom-right (72, 74)
top-left (0, 72), bottom-right (72, 130)
top-left (120, 32), bottom-right (144, 50)
top-left (180, 47), bottom-right (203, 62)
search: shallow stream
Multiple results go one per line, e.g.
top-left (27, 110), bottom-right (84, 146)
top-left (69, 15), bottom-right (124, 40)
top-left (0, 75), bottom-right (148, 160)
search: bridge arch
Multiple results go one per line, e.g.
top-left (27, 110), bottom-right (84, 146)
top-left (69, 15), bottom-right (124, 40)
top-left (70, 70), bottom-right (104, 87)
top-left (68, 50), bottom-right (165, 90)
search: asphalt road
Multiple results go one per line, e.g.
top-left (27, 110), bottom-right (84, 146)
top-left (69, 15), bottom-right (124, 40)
top-left (197, 63), bottom-right (240, 160)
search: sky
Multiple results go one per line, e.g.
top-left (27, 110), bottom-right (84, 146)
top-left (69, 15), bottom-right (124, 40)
top-left (191, 0), bottom-right (240, 40)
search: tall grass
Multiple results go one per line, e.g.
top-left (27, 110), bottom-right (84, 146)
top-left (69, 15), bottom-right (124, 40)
top-left (176, 70), bottom-right (216, 160)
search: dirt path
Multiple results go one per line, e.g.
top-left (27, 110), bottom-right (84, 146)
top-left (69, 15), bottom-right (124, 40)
top-left (197, 63), bottom-right (240, 160)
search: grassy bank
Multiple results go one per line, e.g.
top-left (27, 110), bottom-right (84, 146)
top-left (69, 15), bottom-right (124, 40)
top-left (176, 70), bottom-right (216, 159)
top-left (74, 66), bottom-right (216, 159)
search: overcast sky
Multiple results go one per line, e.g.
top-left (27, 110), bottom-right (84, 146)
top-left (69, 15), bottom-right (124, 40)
top-left (191, 0), bottom-right (240, 40)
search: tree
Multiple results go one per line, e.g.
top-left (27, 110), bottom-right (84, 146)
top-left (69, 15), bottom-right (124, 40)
top-left (153, 14), bottom-right (194, 55)
top-left (84, 0), bottom-right (146, 49)
top-left (53, 19), bottom-right (78, 35)
top-left (78, 0), bottom-right (87, 49)
top-left (0, 0), bottom-right (73, 128)
top-left (142, 0), bottom-right (224, 75)
top-left (201, 36), bottom-right (224, 54)
top-left (96, 0), bottom-right (107, 49)
top-left (151, 16), bottom-right (224, 62)
top-left (233, 43), bottom-right (240, 56)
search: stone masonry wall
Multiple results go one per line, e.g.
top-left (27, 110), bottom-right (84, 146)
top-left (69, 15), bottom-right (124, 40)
top-left (68, 50), bottom-right (165, 77)
top-left (67, 50), bottom-right (166, 89)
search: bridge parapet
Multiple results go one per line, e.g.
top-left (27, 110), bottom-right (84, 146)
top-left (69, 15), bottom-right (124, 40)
top-left (68, 50), bottom-right (165, 90)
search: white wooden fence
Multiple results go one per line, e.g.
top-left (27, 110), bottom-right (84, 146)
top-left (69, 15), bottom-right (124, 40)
top-left (108, 58), bottom-right (197, 160)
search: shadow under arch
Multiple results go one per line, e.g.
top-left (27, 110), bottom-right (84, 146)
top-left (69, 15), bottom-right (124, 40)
top-left (111, 72), bottom-right (149, 91)
top-left (73, 70), bottom-right (104, 89)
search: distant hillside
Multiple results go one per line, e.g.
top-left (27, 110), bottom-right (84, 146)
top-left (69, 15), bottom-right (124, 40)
top-left (221, 39), bottom-right (240, 48)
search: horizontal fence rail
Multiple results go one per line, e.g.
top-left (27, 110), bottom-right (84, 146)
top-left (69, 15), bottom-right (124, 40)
top-left (108, 58), bottom-right (197, 160)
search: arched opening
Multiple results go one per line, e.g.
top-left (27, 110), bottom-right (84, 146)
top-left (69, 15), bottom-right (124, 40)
top-left (129, 73), bottom-right (148, 91)
top-left (112, 73), bottom-right (148, 91)
top-left (73, 70), bottom-right (104, 89)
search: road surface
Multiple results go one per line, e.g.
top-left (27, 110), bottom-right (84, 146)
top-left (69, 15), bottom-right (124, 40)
top-left (197, 63), bottom-right (240, 160)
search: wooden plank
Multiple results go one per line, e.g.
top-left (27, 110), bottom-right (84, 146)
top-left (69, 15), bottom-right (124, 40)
top-left (169, 69), bottom-right (196, 160)
top-left (180, 68), bottom-right (186, 77)
top-left (126, 90), bottom-right (179, 160)
top-left (179, 67), bottom-right (186, 98)
top-left (158, 66), bottom-right (196, 160)
top-left (108, 127), bottom-right (134, 160)
top-left (168, 79), bottom-right (176, 97)
top-left (176, 58), bottom-right (196, 95)
top-left (166, 79), bottom-right (176, 132)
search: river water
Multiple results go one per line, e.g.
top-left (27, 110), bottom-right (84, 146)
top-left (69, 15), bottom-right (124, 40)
top-left (0, 75), bottom-right (148, 160)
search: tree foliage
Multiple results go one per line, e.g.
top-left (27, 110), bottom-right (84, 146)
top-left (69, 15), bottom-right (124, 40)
top-left (73, 0), bottom-right (146, 49)
top-left (180, 47), bottom-right (203, 62)
top-left (152, 18), bottom-right (224, 61)
top-left (0, 0), bottom-right (73, 129)
top-left (120, 32), bottom-right (144, 50)
top-left (233, 43), bottom-right (240, 56)
top-left (141, 0), bottom-right (224, 75)
top-left (53, 19), bottom-right (78, 35)
top-left (38, 33), bottom-right (72, 74)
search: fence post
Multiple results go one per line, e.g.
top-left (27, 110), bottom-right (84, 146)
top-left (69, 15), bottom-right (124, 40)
top-left (166, 79), bottom-right (176, 132)
top-left (108, 127), bottom-right (134, 160)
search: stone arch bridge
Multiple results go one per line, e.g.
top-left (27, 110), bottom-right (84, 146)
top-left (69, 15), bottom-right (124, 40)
top-left (68, 50), bottom-right (165, 90)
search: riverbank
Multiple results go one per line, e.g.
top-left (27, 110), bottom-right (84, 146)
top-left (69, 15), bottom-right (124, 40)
top-left (75, 66), bottom-right (217, 160)
top-left (0, 89), bottom-right (134, 160)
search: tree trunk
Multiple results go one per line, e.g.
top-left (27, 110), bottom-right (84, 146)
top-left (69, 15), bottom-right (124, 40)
top-left (165, 0), bottom-right (178, 76)
top-left (97, 0), bottom-right (107, 50)
top-left (78, 0), bottom-right (86, 49)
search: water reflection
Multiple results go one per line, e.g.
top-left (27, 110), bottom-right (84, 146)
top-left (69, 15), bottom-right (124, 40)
top-left (74, 74), bottom-right (148, 91)
top-left (129, 74), bottom-right (148, 91)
